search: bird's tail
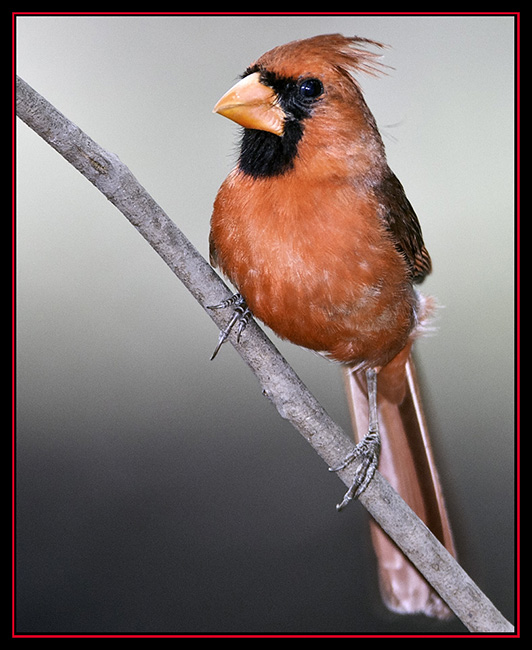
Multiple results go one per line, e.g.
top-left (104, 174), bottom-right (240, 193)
top-left (344, 349), bottom-right (456, 619)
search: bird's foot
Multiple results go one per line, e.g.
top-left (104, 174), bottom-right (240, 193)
top-left (207, 293), bottom-right (252, 360)
top-left (329, 428), bottom-right (381, 511)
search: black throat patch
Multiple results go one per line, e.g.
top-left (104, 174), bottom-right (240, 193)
top-left (238, 122), bottom-right (304, 178)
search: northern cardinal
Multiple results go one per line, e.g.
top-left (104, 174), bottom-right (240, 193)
top-left (209, 34), bottom-right (455, 618)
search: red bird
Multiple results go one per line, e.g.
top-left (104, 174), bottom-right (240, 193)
top-left (209, 34), bottom-right (455, 618)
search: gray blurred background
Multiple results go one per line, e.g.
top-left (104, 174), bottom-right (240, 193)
top-left (15, 14), bottom-right (515, 634)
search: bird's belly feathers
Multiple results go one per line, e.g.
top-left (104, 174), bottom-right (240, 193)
top-left (210, 174), bottom-right (418, 367)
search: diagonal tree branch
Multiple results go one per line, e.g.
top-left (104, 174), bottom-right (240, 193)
top-left (15, 75), bottom-right (514, 634)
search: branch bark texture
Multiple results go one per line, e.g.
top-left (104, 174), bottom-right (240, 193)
top-left (15, 75), bottom-right (514, 634)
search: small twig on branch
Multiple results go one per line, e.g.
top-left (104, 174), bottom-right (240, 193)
top-left (15, 75), bottom-right (514, 634)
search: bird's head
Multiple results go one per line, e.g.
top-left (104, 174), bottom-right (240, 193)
top-left (213, 34), bottom-right (388, 179)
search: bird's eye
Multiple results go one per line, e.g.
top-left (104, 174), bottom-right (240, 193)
top-left (298, 78), bottom-right (323, 99)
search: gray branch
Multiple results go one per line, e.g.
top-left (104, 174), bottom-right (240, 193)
top-left (15, 75), bottom-right (514, 634)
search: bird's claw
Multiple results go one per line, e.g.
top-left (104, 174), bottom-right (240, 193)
top-left (208, 293), bottom-right (252, 359)
top-left (329, 429), bottom-right (381, 511)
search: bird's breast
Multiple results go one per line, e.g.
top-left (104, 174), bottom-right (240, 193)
top-left (210, 170), bottom-right (417, 366)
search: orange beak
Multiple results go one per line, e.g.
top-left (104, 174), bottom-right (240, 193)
top-left (213, 72), bottom-right (285, 136)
